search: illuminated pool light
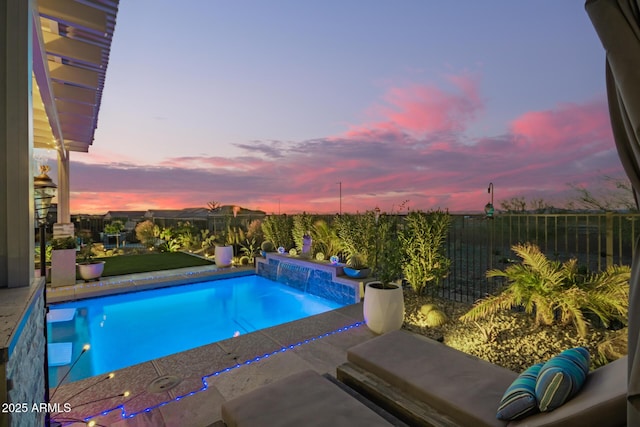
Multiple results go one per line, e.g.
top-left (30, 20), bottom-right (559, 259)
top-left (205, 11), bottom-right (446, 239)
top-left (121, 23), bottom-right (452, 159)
top-left (80, 321), bottom-right (363, 423)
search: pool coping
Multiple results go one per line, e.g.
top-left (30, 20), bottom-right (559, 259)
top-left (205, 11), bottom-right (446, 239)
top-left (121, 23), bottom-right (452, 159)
top-left (46, 265), bottom-right (255, 303)
top-left (46, 273), bottom-right (373, 427)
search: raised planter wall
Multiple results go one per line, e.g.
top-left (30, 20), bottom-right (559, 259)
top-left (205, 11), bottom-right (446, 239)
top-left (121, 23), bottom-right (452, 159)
top-left (51, 248), bottom-right (77, 287)
top-left (256, 253), bottom-right (364, 305)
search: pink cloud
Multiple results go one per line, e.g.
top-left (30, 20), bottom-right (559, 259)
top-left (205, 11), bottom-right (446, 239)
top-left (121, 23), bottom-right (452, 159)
top-left (66, 80), bottom-right (625, 216)
top-left (510, 101), bottom-right (611, 151)
top-left (345, 73), bottom-right (483, 139)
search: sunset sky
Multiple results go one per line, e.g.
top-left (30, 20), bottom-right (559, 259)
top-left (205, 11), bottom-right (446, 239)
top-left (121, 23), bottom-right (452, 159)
top-left (40, 1), bottom-right (625, 215)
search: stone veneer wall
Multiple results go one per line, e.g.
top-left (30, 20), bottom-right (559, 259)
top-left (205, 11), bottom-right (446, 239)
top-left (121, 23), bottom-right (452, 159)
top-left (256, 254), bottom-right (361, 305)
top-left (2, 287), bottom-right (45, 427)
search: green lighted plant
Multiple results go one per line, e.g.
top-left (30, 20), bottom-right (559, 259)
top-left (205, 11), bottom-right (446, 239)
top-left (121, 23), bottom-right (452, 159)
top-left (261, 215), bottom-right (294, 249)
top-left (292, 213), bottom-right (314, 252)
top-left (261, 240), bottom-right (275, 253)
top-left (311, 219), bottom-right (343, 259)
top-left (51, 236), bottom-right (77, 250)
top-left (373, 213), bottom-right (404, 287)
top-left (335, 211), bottom-right (378, 269)
top-left (399, 210), bottom-right (451, 294)
top-left (240, 238), bottom-right (259, 263)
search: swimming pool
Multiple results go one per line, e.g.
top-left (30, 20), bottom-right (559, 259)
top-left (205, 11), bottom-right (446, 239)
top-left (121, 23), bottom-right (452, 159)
top-left (47, 275), bottom-right (344, 384)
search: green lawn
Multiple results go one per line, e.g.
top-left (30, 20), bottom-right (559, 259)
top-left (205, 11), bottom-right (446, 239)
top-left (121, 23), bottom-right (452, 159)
top-left (98, 252), bottom-right (214, 277)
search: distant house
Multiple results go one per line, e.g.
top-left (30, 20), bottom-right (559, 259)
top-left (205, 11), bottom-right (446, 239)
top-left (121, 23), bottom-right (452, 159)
top-left (143, 206), bottom-right (266, 233)
top-left (104, 210), bottom-right (146, 222)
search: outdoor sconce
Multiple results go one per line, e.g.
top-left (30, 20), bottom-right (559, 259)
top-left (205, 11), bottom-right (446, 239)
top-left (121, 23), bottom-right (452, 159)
top-left (485, 182), bottom-right (494, 219)
top-left (34, 165), bottom-right (57, 277)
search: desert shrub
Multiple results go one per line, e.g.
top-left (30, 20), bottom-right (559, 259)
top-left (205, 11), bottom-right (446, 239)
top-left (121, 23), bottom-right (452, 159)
top-left (261, 215), bottom-right (294, 249)
top-left (246, 219), bottom-right (264, 243)
top-left (292, 213), bottom-right (314, 251)
top-left (399, 210), bottom-right (451, 294)
top-left (335, 211), bottom-right (378, 268)
top-left (135, 220), bottom-right (158, 248)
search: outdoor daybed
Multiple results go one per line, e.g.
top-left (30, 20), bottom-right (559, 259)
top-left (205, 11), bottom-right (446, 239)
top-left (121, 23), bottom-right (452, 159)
top-left (220, 369), bottom-right (397, 427)
top-left (337, 329), bottom-right (627, 427)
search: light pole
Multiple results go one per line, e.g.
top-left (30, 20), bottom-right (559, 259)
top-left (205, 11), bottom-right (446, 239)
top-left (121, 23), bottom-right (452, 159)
top-left (34, 165), bottom-right (57, 427)
top-left (337, 181), bottom-right (342, 215)
top-left (484, 182), bottom-right (494, 219)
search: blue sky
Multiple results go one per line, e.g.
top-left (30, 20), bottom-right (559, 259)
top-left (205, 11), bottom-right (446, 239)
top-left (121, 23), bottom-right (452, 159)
top-left (51, 1), bottom-right (624, 214)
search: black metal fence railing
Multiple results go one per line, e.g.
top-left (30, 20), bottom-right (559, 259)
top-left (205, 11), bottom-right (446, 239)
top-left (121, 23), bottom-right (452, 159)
top-left (438, 213), bottom-right (640, 303)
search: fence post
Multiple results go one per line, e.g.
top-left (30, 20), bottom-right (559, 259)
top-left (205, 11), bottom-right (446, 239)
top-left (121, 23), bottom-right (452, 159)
top-left (606, 212), bottom-right (614, 268)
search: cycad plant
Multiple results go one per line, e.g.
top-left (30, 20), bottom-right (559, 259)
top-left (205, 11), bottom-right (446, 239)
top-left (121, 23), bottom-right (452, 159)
top-left (460, 243), bottom-right (630, 337)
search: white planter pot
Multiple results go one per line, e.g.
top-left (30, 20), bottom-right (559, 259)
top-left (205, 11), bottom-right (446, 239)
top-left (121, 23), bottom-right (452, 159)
top-left (77, 261), bottom-right (105, 281)
top-left (51, 248), bottom-right (77, 287)
top-left (363, 281), bottom-right (404, 334)
top-left (215, 245), bottom-right (234, 267)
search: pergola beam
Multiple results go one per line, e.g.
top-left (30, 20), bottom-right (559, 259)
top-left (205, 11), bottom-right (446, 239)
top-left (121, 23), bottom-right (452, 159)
top-left (37, 0), bottom-right (107, 34)
top-left (42, 31), bottom-right (103, 66)
top-left (48, 61), bottom-right (99, 89)
top-left (32, 8), bottom-right (66, 160)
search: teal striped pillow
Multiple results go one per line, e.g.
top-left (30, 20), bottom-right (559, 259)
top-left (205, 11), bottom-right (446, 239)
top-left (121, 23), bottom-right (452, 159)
top-left (535, 347), bottom-right (590, 412)
top-left (496, 363), bottom-right (543, 420)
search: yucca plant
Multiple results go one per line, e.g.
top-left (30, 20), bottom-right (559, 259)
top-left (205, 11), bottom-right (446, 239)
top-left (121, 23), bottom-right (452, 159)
top-left (460, 243), bottom-right (630, 338)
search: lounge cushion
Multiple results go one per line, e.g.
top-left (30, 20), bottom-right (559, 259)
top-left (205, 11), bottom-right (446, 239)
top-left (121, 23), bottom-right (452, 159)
top-left (497, 363), bottom-right (543, 420)
top-left (535, 347), bottom-right (590, 412)
top-left (221, 369), bottom-right (393, 427)
top-left (347, 330), bottom-right (517, 427)
top-left (508, 355), bottom-right (626, 427)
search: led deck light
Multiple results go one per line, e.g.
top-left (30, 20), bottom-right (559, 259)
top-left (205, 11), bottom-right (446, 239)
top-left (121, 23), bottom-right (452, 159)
top-left (80, 322), bottom-right (363, 423)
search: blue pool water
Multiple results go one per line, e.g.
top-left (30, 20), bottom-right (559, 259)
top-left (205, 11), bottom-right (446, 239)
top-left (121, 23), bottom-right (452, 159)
top-left (47, 275), bottom-right (344, 384)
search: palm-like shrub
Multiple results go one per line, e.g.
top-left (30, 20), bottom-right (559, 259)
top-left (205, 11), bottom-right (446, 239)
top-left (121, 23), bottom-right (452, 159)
top-left (460, 243), bottom-right (630, 337)
top-left (311, 219), bottom-right (343, 259)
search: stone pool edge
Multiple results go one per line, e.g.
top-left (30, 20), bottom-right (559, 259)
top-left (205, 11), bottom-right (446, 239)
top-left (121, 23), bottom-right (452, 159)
top-left (47, 265), bottom-right (255, 304)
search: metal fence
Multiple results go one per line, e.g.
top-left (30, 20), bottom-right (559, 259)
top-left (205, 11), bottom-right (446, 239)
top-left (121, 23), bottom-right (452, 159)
top-left (438, 213), bottom-right (640, 303)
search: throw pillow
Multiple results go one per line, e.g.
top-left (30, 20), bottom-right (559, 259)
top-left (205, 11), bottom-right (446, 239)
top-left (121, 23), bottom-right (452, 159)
top-left (496, 362), bottom-right (543, 420)
top-left (535, 347), bottom-right (590, 412)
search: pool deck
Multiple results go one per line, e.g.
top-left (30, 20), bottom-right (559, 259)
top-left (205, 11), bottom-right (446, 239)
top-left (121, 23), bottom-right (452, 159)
top-left (46, 266), bottom-right (378, 427)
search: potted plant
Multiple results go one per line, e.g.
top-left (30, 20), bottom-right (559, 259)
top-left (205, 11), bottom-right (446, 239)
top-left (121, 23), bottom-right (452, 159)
top-left (363, 213), bottom-right (405, 334)
top-left (76, 240), bottom-right (105, 281)
top-left (343, 253), bottom-right (371, 279)
top-left (214, 225), bottom-right (238, 268)
top-left (50, 236), bottom-right (77, 287)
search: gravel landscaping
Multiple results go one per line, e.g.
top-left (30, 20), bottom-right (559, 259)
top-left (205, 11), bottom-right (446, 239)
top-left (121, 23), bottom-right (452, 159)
top-left (402, 290), bottom-right (627, 373)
